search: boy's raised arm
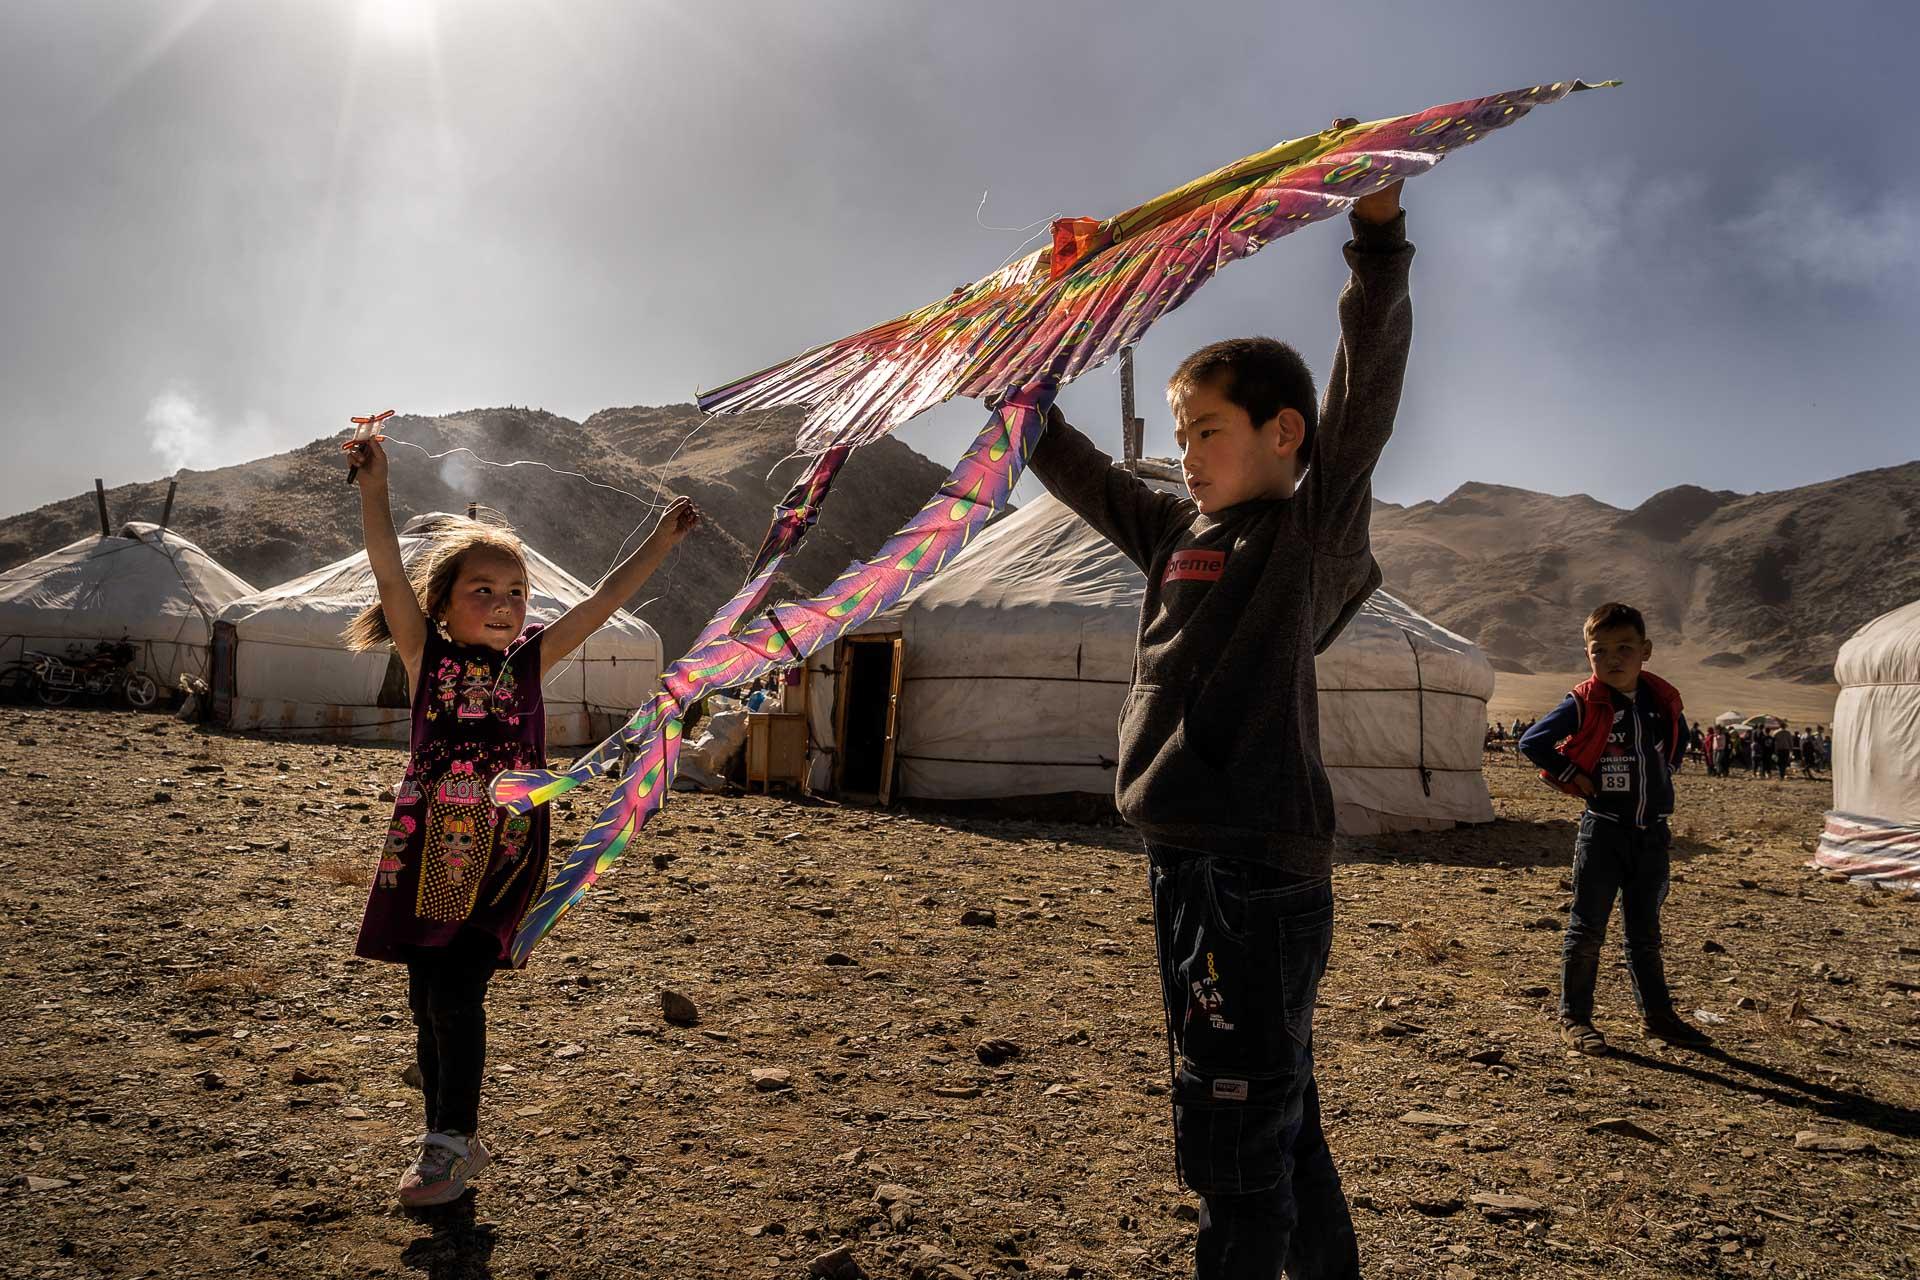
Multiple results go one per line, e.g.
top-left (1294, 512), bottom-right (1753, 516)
top-left (1026, 407), bottom-right (1191, 574)
top-left (1308, 187), bottom-right (1414, 556)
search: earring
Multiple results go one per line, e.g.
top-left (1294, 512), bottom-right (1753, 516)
top-left (435, 617), bottom-right (452, 641)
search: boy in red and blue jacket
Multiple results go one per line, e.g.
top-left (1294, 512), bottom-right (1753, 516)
top-left (1520, 602), bottom-right (1710, 1055)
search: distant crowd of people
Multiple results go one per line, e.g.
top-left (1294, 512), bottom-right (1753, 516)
top-left (1488, 715), bottom-right (1832, 780)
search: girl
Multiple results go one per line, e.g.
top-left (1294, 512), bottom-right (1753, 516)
top-left (341, 433), bottom-right (698, 1208)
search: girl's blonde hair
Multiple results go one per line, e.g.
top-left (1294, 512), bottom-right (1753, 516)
top-left (342, 515), bottom-right (531, 651)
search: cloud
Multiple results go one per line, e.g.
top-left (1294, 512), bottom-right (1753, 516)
top-left (144, 387), bottom-right (281, 474)
top-left (1466, 165), bottom-right (1710, 289)
top-left (1727, 174), bottom-right (1920, 289)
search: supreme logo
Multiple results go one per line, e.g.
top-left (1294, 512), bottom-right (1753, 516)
top-left (1163, 549), bottom-right (1226, 584)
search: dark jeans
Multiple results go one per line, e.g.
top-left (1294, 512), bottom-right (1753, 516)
top-left (1560, 813), bottom-right (1673, 1024)
top-left (1147, 844), bottom-right (1359, 1280)
top-left (405, 929), bottom-right (498, 1136)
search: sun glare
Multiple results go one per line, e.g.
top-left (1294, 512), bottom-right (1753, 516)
top-left (358, 0), bottom-right (437, 44)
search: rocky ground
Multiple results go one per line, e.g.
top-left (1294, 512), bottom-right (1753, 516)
top-left (2, 708), bottom-right (1914, 1280)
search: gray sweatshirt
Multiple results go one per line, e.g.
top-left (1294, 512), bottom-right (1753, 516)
top-left (1026, 210), bottom-right (1414, 874)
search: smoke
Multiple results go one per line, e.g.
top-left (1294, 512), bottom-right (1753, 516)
top-left (144, 387), bottom-right (280, 474)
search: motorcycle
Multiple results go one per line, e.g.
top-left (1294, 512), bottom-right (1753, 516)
top-left (3, 639), bottom-right (160, 709)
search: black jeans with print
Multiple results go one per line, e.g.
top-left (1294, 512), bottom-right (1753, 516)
top-left (1561, 812), bottom-right (1673, 1024)
top-left (1147, 843), bottom-right (1359, 1280)
top-left (405, 928), bottom-right (499, 1137)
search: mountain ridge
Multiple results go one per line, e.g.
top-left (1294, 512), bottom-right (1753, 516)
top-left (5, 414), bottom-right (1913, 690)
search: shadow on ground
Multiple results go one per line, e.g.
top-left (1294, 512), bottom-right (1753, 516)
top-left (401, 1195), bottom-right (498, 1280)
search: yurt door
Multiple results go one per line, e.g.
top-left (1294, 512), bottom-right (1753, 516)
top-left (834, 634), bottom-right (904, 804)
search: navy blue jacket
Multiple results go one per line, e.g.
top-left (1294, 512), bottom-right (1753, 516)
top-left (1519, 683), bottom-right (1679, 828)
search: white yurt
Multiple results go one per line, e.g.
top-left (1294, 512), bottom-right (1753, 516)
top-left (1818, 599), bottom-right (1920, 890)
top-left (211, 513), bottom-right (663, 746)
top-left (0, 522), bottom-right (256, 686)
top-left (801, 490), bottom-right (1496, 833)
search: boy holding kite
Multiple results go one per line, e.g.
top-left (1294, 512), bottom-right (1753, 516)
top-left (1025, 146), bottom-right (1408, 1278)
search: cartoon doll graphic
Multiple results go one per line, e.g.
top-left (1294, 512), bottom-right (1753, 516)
top-left (457, 660), bottom-right (492, 720)
top-left (496, 814), bottom-right (532, 864)
top-left (428, 655), bottom-right (461, 720)
top-left (378, 816), bottom-right (415, 889)
top-left (417, 761), bottom-right (495, 921)
top-left (440, 814), bottom-right (479, 886)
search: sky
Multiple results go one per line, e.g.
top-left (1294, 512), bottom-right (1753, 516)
top-left (3, 0), bottom-right (1916, 520)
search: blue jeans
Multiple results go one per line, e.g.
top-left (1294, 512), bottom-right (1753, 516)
top-left (1560, 812), bottom-right (1673, 1023)
top-left (1147, 845), bottom-right (1360, 1280)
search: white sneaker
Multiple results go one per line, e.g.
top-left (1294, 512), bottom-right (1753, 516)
top-left (397, 1131), bottom-right (493, 1208)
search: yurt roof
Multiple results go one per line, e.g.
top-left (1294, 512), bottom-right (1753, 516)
top-left (1835, 599), bottom-right (1920, 689)
top-left (0, 521), bottom-right (256, 638)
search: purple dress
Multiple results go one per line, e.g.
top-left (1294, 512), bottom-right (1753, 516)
top-left (355, 623), bottom-right (551, 968)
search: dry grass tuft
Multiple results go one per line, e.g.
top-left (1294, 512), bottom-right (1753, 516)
top-left (316, 853), bottom-right (372, 888)
top-left (1398, 925), bottom-right (1455, 965)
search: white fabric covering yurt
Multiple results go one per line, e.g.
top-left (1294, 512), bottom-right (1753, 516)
top-left (803, 491), bottom-right (1495, 833)
top-left (212, 513), bottom-right (662, 746)
top-left (0, 522), bottom-right (256, 685)
top-left (1818, 599), bottom-right (1920, 889)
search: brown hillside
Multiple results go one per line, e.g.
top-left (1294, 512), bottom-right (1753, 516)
top-left (0, 406), bottom-right (948, 658)
top-left (1371, 461), bottom-right (1920, 689)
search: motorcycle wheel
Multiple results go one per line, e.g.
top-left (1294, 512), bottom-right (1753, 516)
top-left (36, 683), bottom-right (72, 707)
top-left (124, 673), bottom-right (160, 709)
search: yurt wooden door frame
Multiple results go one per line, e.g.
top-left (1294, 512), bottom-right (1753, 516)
top-left (832, 633), bottom-right (904, 805)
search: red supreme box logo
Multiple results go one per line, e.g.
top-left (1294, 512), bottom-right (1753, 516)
top-left (1163, 549), bottom-right (1225, 584)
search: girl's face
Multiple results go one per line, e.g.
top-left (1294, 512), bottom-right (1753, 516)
top-left (441, 548), bottom-right (528, 650)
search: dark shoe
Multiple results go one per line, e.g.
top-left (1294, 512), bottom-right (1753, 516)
top-left (1643, 1011), bottom-right (1711, 1047)
top-left (1561, 1020), bottom-right (1608, 1056)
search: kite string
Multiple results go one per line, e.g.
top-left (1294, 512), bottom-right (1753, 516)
top-left (380, 435), bottom-right (655, 509)
top-left (975, 187), bottom-right (1057, 236)
top-left (377, 417), bottom-right (718, 680)
top-left (379, 408), bottom-right (722, 584)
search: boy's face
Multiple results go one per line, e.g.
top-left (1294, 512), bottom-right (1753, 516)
top-left (1586, 624), bottom-right (1652, 693)
top-left (1168, 377), bottom-right (1304, 515)
top-left (443, 549), bottom-right (528, 651)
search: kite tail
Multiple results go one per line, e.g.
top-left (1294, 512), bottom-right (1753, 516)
top-left (503, 379), bottom-right (1057, 960)
top-left (509, 690), bottom-right (685, 964)
top-left (489, 699), bottom-right (663, 815)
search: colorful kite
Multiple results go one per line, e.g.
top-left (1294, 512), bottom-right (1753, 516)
top-left (496, 80), bottom-right (1616, 961)
top-left (699, 80), bottom-right (1615, 454)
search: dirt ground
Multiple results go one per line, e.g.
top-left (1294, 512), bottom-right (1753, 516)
top-left (2, 708), bottom-right (1914, 1280)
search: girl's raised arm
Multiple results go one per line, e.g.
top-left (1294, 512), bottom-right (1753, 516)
top-left (346, 436), bottom-right (428, 685)
top-left (540, 496), bottom-right (700, 679)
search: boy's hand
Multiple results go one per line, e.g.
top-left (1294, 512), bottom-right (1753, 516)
top-left (653, 496), bottom-right (701, 547)
top-left (1327, 117), bottom-right (1403, 225)
top-left (1352, 179), bottom-right (1403, 225)
top-left (343, 435), bottom-right (389, 487)
top-left (1572, 772), bottom-right (1598, 798)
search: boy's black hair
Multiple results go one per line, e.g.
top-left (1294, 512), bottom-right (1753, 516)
top-left (1168, 337), bottom-right (1319, 462)
top-left (1583, 601), bottom-right (1648, 642)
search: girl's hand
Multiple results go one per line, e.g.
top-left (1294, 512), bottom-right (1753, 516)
top-left (343, 434), bottom-right (390, 487)
top-left (655, 496), bottom-right (701, 547)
